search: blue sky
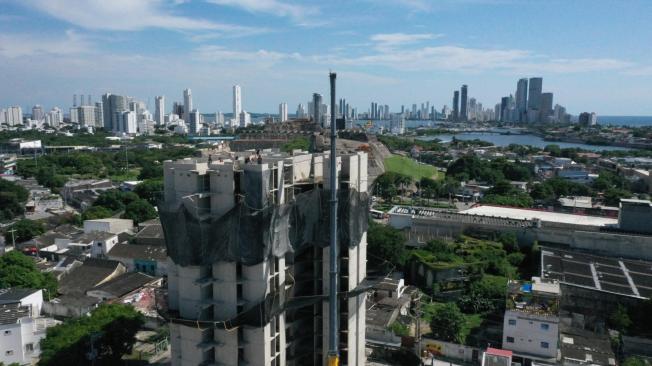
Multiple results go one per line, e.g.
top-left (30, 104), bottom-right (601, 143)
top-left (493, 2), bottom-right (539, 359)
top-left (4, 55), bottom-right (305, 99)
top-left (1, 0), bottom-right (652, 115)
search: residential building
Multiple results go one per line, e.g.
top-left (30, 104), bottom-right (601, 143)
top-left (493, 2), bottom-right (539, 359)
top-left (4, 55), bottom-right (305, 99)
top-left (502, 277), bottom-right (560, 361)
top-left (183, 88), bottom-right (192, 123)
top-left (155, 96), bottom-right (165, 126)
top-left (102, 93), bottom-right (128, 131)
top-left (233, 85), bottom-right (242, 120)
top-left (313, 93), bottom-right (323, 126)
top-left (0, 289), bottom-right (58, 366)
top-left (239, 110), bottom-right (251, 128)
top-left (515, 78), bottom-right (528, 123)
top-left (541, 93), bottom-right (553, 122)
top-left (161, 150), bottom-right (368, 366)
top-left (279, 102), bottom-right (288, 122)
top-left (460, 85), bottom-right (468, 121)
top-left (31, 105), bottom-right (44, 121)
top-left (527, 77), bottom-right (543, 123)
top-left (84, 218), bottom-right (134, 235)
top-left (452, 91), bottom-right (460, 121)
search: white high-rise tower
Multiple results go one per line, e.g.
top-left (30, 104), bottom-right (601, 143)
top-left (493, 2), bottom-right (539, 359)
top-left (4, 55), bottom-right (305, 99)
top-left (233, 85), bottom-right (242, 119)
top-left (155, 96), bottom-right (165, 126)
top-left (279, 102), bottom-right (288, 122)
top-left (183, 89), bottom-right (192, 122)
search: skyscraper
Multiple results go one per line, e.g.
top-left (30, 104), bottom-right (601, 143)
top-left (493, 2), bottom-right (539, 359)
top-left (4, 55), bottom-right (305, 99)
top-left (95, 102), bottom-right (104, 127)
top-left (527, 77), bottom-right (543, 123)
top-left (515, 78), bottom-right (528, 123)
top-left (500, 97), bottom-right (509, 122)
top-left (541, 93), bottom-right (554, 122)
top-left (452, 91), bottom-right (460, 121)
top-left (31, 105), bottom-right (44, 121)
top-left (155, 96), bottom-right (165, 126)
top-left (460, 85), bottom-right (468, 121)
top-left (102, 93), bottom-right (128, 131)
top-left (279, 102), bottom-right (288, 122)
top-left (188, 109), bottom-right (200, 134)
top-left (313, 93), bottom-right (323, 126)
top-left (296, 104), bottom-right (306, 118)
top-left (233, 85), bottom-right (242, 119)
top-left (183, 89), bottom-right (192, 122)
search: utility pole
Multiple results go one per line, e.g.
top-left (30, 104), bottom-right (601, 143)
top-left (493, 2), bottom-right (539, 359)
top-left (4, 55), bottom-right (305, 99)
top-left (7, 228), bottom-right (16, 247)
top-left (327, 72), bottom-right (339, 366)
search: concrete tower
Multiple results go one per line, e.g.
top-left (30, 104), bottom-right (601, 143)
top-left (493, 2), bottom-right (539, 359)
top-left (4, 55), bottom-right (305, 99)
top-left (155, 96), bottom-right (165, 126)
top-left (183, 89), bottom-right (192, 123)
top-left (460, 84), bottom-right (468, 121)
top-left (233, 85), bottom-right (242, 119)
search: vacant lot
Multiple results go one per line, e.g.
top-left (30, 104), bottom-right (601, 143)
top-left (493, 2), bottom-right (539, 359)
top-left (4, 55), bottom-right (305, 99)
top-left (384, 155), bottom-right (442, 180)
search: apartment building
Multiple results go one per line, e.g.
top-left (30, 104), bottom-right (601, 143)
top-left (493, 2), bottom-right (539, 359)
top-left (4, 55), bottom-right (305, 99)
top-left (161, 149), bottom-right (368, 366)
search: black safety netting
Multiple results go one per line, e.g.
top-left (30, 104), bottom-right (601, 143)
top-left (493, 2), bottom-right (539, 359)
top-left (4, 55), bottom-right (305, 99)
top-left (158, 187), bottom-right (369, 266)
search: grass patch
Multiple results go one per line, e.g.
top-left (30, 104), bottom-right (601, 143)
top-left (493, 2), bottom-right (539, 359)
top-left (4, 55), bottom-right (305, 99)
top-left (384, 155), bottom-right (442, 180)
top-left (109, 168), bottom-right (141, 182)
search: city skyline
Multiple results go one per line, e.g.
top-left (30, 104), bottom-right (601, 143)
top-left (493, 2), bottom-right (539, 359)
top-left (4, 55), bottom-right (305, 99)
top-left (1, 1), bottom-right (652, 115)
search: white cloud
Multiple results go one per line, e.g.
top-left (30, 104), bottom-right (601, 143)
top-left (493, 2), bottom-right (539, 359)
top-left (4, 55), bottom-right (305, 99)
top-left (194, 45), bottom-right (302, 64)
top-left (0, 30), bottom-right (94, 58)
top-left (206, 0), bottom-right (318, 22)
top-left (20, 0), bottom-right (258, 33)
top-left (370, 33), bottom-right (443, 48)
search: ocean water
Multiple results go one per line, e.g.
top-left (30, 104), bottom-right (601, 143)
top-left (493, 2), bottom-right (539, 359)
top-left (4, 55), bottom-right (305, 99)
top-left (597, 116), bottom-right (652, 127)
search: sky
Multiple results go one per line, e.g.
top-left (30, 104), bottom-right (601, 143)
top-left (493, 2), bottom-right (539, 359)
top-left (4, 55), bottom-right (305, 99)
top-left (1, 0), bottom-right (652, 116)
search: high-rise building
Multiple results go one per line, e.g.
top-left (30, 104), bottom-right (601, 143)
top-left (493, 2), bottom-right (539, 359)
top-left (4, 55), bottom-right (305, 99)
top-left (233, 85), bottom-right (242, 119)
top-left (460, 84), bottom-right (468, 121)
top-left (155, 96), bottom-right (165, 126)
top-left (119, 110), bottom-right (137, 134)
top-left (94, 102), bottom-right (104, 127)
top-left (452, 91), bottom-right (460, 121)
top-left (188, 109), bottom-right (200, 134)
top-left (279, 103), bottom-right (288, 122)
top-left (78, 105), bottom-right (96, 127)
top-left (579, 112), bottom-right (598, 126)
top-left (46, 107), bottom-right (63, 128)
top-left (161, 150), bottom-right (368, 366)
top-left (540, 93), bottom-right (553, 122)
top-left (102, 93), bottom-right (128, 131)
top-left (527, 77), bottom-right (543, 123)
top-left (296, 104), bottom-right (306, 119)
top-left (183, 89), bottom-right (193, 123)
top-left (500, 97), bottom-right (509, 122)
top-left (239, 110), bottom-right (251, 128)
top-left (515, 78), bottom-right (528, 123)
top-left (313, 93), bottom-right (323, 126)
top-left (31, 105), bottom-right (44, 121)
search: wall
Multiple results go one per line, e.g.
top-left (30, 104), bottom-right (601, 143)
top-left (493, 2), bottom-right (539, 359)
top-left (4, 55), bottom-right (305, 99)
top-left (422, 338), bottom-right (481, 363)
top-left (502, 310), bottom-right (558, 359)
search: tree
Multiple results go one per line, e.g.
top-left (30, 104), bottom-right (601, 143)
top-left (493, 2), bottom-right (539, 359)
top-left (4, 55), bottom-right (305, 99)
top-left (367, 221), bottom-right (407, 270)
top-left (281, 137), bottom-right (310, 153)
top-left (133, 179), bottom-right (164, 205)
top-left (609, 304), bottom-right (632, 332)
top-left (498, 232), bottom-right (519, 253)
top-left (82, 206), bottom-right (113, 221)
top-left (4, 219), bottom-right (45, 243)
top-left (137, 164), bottom-right (163, 180)
top-left (429, 303), bottom-right (465, 343)
top-left (0, 179), bottom-right (29, 221)
top-left (93, 190), bottom-right (127, 212)
top-left (39, 304), bottom-right (144, 366)
top-left (122, 199), bottom-right (157, 224)
top-left (0, 251), bottom-right (57, 298)
top-left (544, 144), bottom-right (562, 157)
top-left (622, 357), bottom-right (647, 366)
top-left (603, 188), bottom-right (632, 206)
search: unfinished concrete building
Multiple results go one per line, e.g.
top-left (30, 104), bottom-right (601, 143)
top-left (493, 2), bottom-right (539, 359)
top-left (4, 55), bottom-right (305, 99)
top-left (160, 149), bottom-right (368, 366)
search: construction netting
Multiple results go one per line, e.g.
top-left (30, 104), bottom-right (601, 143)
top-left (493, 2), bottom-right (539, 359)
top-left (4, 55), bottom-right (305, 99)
top-left (158, 187), bottom-right (369, 266)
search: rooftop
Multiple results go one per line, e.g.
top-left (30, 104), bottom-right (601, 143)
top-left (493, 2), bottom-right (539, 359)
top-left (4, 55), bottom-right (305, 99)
top-left (506, 278), bottom-right (560, 316)
top-left (560, 327), bottom-right (616, 366)
top-left (541, 247), bottom-right (652, 299)
top-left (58, 258), bottom-right (123, 295)
top-left (89, 272), bottom-right (157, 298)
top-left (460, 205), bottom-right (618, 227)
top-left (0, 288), bottom-right (39, 304)
top-left (0, 303), bottom-right (30, 325)
top-left (107, 244), bottom-right (167, 261)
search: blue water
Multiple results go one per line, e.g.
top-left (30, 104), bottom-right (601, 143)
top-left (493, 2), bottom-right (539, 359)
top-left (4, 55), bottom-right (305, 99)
top-left (598, 116), bottom-right (652, 127)
top-left (418, 132), bottom-right (631, 151)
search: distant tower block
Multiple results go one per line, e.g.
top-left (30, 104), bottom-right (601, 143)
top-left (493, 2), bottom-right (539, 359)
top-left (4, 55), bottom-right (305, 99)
top-left (81, 95), bottom-right (85, 106)
top-left (73, 94), bottom-right (77, 107)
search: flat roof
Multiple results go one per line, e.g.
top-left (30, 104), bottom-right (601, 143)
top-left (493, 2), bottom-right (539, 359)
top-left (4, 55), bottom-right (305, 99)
top-left (541, 247), bottom-right (652, 299)
top-left (460, 205), bottom-right (618, 227)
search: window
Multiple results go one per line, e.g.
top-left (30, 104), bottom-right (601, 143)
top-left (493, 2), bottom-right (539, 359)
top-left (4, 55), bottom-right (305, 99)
top-left (541, 323), bottom-right (550, 330)
top-left (97, 242), bottom-right (102, 247)
top-left (541, 342), bottom-right (549, 349)
top-left (5, 350), bottom-right (13, 356)
top-left (506, 336), bottom-right (515, 343)
top-left (4, 330), bottom-right (11, 335)
top-left (25, 343), bottom-right (34, 353)
top-left (508, 319), bottom-right (517, 326)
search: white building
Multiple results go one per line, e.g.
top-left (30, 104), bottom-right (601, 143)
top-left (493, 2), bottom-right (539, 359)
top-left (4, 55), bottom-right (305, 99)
top-left (78, 105), bottom-right (96, 127)
top-left (390, 114), bottom-right (405, 135)
top-left (188, 109), bottom-right (200, 134)
top-left (31, 105), bottom-right (44, 121)
top-left (239, 110), bottom-right (251, 128)
top-left (296, 103), bottom-right (306, 119)
top-left (163, 150), bottom-right (368, 366)
top-left (84, 218), bottom-right (134, 235)
top-left (45, 107), bottom-right (63, 128)
top-left (155, 96), bottom-right (165, 126)
top-left (3, 106), bottom-right (23, 126)
top-left (183, 88), bottom-right (192, 123)
top-left (0, 289), bottom-right (59, 366)
top-left (120, 111), bottom-right (137, 134)
top-left (502, 277), bottom-right (560, 361)
top-left (233, 85), bottom-right (242, 119)
top-left (279, 102), bottom-right (288, 122)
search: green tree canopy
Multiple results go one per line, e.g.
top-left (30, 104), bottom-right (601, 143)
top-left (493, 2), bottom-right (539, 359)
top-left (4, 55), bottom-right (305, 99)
top-left (367, 221), bottom-right (407, 271)
top-left (429, 303), bottom-right (465, 343)
top-left (82, 206), bottom-right (114, 221)
top-left (133, 179), bottom-right (164, 205)
top-left (0, 251), bottom-right (57, 298)
top-left (4, 219), bottom-right (45, 244)
top-left (0, 179), bottom-right (29, 221)
top-left (39, 304), bottom-right (144, 366)
top-left (122, 199), bottom-right (157, 224)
